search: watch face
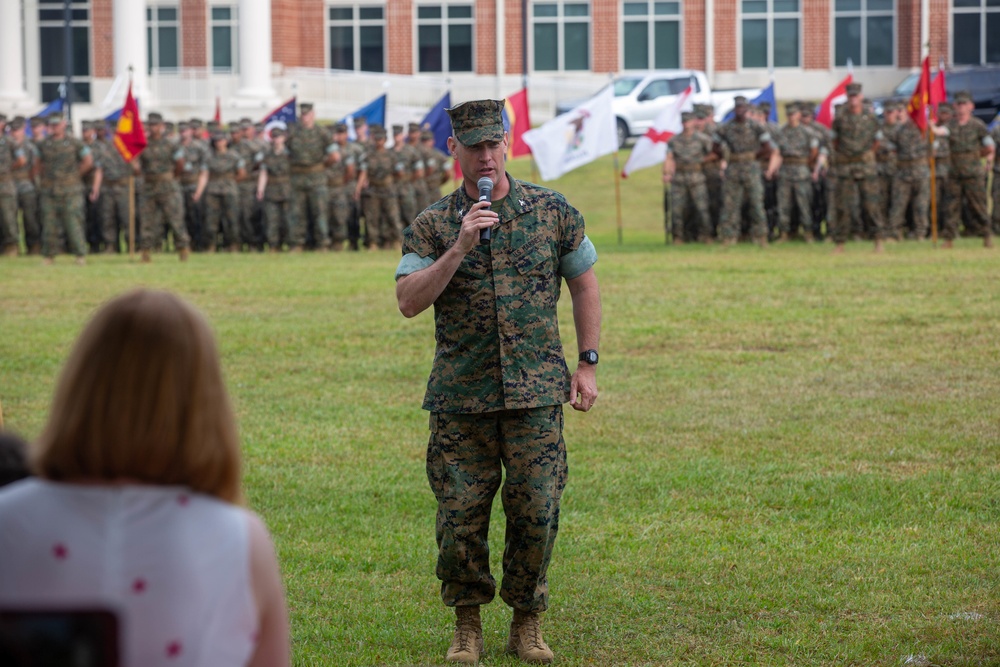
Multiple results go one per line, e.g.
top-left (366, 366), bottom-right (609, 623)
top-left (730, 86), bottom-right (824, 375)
top-left (581, 350), bottom-right (598, 364)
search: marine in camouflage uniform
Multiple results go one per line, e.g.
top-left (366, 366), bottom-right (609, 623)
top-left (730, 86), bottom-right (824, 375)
top-left (8, 118), bottom-right (41, 254)
top-left (257, 127), bottom-right (292, 250)
top-left (178, 122), bottom-right (210, 251)
top-left (939, 90), bottom-right (995, 246)
top-left (138, 113), bottom-right (190, 260)
top-left (287, 103), bottom-right (338, 251)
top-left (757, 102), bottom-right (781, 240)
top-left (198, 132), bottom-right (246, 250)
top-left (933, 103), bottom-right (955, 239)
top-left (831, 83), bottom-right (888, 250)
top-left (237, 119), bottom-right (267, 251)
top-left (81, 122), bottom-right (105, 252)
top-left (775, 103), bottom-right (819, 240)
top-left (695, 104), bottom-right (724, 237)
top-left (393, 124), bottom-right (425, 228)
top-left (663, 112), bottom-right (712, 243)
top-left (0, 115), bottom-right (27, 256)
top-left (326, 123), bottom-right (356, 250)
top-left (394, 99), bottom-right (601, 666)
top-left (345, 135), bottom-right (368, 251)
top-left (35, 113), bottom-right (92, 262)
top-left (94, 124), bottom-right (133, 252)
top-left (422, 130), bottom-right (452, 208)
top-left (874, 102), bottom-right (899, 239)
top-left (888, 111), bottom-right (930, 240)
top-left (361, 125), bottom-right (404, 250)
top-left (714, 96), bottom-right (778, 244)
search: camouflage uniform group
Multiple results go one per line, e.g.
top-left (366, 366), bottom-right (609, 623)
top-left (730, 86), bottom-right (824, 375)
top-left (0, 103), bottom-right (452, 263)
top-left (664, 85), bottom-right (998, 252)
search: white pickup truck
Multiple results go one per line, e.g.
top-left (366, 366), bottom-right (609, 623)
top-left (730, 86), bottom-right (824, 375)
top-left (555, 69), bottom-right (761, 147)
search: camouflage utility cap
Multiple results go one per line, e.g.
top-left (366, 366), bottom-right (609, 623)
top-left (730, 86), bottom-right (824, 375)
top-left (785, 102), bottom-right (800, 115)
top-left (370, 124), bottom-right (387, 139)
top-left (408, 122), bottom-right (421, 133)
top-left (333, 122), bottom-right (348, 133)
top-left (147, 112), bottom-right (165, 125)
top-left (300, 103), bottom-right (314, 114)
top-left (421, 130), bottom-right (435, 141)
top-left (733, 96), bottom-right (749, 108)
top-left (46, 113), bottom-right (64, 125)
top-left (681, 111), bottom-right (695, 123)
top-left (448, 99), bottom-right (505, 146)
top-left (392, 124), bottom-right (404, 135)
top-left (846, 82), bottom-right (863, 96)
top-left (954, 90), bottom-right (973, 104)
top-left (10, 117), bottom-right (25, 131)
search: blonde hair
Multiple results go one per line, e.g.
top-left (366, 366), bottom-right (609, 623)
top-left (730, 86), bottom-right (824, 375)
top-left (33, 289), bottom-right (243, 504)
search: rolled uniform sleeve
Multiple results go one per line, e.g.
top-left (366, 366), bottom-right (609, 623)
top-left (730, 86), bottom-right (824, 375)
top-left (396, 211), bottom-right (439, 280)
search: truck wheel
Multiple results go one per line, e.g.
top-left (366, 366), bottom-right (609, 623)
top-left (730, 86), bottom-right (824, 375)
top-left (616, 119), bottom-right (629, 148)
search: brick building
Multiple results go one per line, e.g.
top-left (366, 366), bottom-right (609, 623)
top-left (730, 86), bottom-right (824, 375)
top-left (0, 0), bottom-right (995, 123)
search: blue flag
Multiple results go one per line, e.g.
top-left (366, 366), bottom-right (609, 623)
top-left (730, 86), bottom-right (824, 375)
top-left (342, 94), bottom-right (386, 140)
top-left (990, 112), bottom-right (999, 132)
top-left (721, 81), bottom-right (777, 124)
top-left (420, 92), bottom-right (452, 154)
top-left (261, 97), bottom-right (296, 139)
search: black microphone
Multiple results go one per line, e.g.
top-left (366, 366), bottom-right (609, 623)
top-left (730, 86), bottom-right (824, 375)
top-left (477, 177), bottom-right (493, 244)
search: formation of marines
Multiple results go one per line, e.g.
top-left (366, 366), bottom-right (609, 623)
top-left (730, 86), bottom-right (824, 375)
top-left (0, 103), bottom-right (452, 263)
top-left (664, 84), bottom-right (999, 252)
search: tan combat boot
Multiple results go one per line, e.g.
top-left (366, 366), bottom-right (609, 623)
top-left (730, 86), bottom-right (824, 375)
top-left (506, 610), bottom-right (554, 664)
top-left (178, 247), bottom-right (190, 262)
top-left (141, 249), bottom-right (152, 263)
top-left (331, 241), bottom-right (344, 252)
top-left (446, 605), bottom-right (483, 664)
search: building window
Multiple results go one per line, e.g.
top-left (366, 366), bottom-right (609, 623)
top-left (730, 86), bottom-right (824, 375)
top-left (741, 0), bottom-right (800, 69)
top-left (148, 5), bottom-right (181, 73)
top-left (416, 4), bottom-right (474, 73)
top-left (532, 1), bottom-right (590, 72)
top-left (328, 5), bottom-right (386, 72)
top-left (622, 1), bottom-right (681, 70)
top-left (834, 0), bottom-right (893, 67)
top-left (210, 5), bottom-right (239, 73)
top-left (952, 0), bottom-right (1000, 66)
top-left (38, 0), bottom-right (91, 103)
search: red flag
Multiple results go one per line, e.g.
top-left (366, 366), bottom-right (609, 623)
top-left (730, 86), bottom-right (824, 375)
top-left (930, 68), bottom-right (946, 119)
top-left (214, 96), bottom-right (221, 124)
top-left (504, 88), bottom-right (532, 159)
top-left (113, 83), bottom-right (147, 162)
top-left (815, 74), bottom-right (852, 129)
top-left (907, 56), bottom-right (931, 132)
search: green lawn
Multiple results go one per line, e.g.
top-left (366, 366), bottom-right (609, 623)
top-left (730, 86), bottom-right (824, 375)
top-left (1, 154), bottom-right (998, 666)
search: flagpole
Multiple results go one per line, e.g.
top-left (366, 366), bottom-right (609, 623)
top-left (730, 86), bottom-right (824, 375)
top-left (929, 126), bottom-right (937, 247)
top-left (127, 65), bottom-right (136, 261)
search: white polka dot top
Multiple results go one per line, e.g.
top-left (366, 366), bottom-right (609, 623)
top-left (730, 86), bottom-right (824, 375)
top-left (0, 479), bottom-right (258, 666)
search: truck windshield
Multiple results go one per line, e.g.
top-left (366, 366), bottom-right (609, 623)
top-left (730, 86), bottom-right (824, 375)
top-left (893, 73), bottom-right (920, 97)
top-left (613, 77), bottom-right (643, 96)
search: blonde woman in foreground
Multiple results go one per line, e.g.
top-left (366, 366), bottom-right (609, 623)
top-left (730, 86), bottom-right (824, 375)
top-left (0, 289), bottom-right (290, 667)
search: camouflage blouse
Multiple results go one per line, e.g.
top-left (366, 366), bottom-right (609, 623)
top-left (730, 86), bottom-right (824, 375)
top-left (946, 117), bottom-right (990, 179)
top-left (399, 175), bottom-right (595, 414)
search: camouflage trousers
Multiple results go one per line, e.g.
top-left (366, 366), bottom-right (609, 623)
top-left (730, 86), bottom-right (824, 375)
top-left (238, 181), bottom-right (261, 249)
top-left (992, 172), bottom-right (1000, 235)
top-left (834, 174), bottom-right (886, 243)
top-left (41, 187), bottom-right (87, 258)
top-left (262, 197), bottom-right (291, 249)
top-left (704, 166), bottom-right (723, 236)
top-left (0, 185), bottom-right (17, 251)
top-left (935, 175), bottom-right (955, 239)
top-left (204, 190), bottom-right (240, 247)
top-left (16, 181), bottom-right (40, 250)
top-left (328, 184), bottom-right (353, 244)
top-left (669, 177), bottom-right (711, 241)
top-left (944, 174), bottom-right (990, 239)
top-left (291, 173), bottom-right (329, 249)
top-left (889, 170), bottom-right (930, 239)
top-left (181, 184), bottom-right (206, 251)
top-left (397, 181), bottom-right (419, 228)
top-left (363, 188), bottom-right (402, 248)
top-left (777, 178), bottom-right (813, 235)
top-left (141, 181), bottom-right (189, 250)
top-left (427, 406), bottom-right (567, 613)
top-left (98, 182), bottom-right (131, 251)
top-left (720, 166), bottom-right (767, 240)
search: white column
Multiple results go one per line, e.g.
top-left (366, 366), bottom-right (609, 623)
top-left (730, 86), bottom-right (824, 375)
top-left (705, 0), bottom-right (715, 87)
top-left (236, 0), bottom-right (277, 101)
top-left (0, 1), bottom-right (30, 102)
top-left (113, 0), bottom-right (150, 102)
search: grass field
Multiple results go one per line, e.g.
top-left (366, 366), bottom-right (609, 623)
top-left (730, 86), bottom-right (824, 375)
top-left (2, 154), bottom-right (999, 666)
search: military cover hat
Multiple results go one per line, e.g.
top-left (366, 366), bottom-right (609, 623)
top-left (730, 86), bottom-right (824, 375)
top-left (681, 111), bottom-right (695, 123)
top-left (370, 124), bottom-right (387, 139)
top-left (81, 120), bottom-right (93, 131)
top-left (392, 124), bottom-right (404, 135)
top-left (147, 112), bottom-right (165, 125)
top-left (953, 90), bottom-right (973, 103)
top-left (165, 121), bottom-right (176, 133)
top-left (210, 130), bottom-right (227, 142)
top-left (408, 122), bottom-right (421, 133)
top-left (733, 96), bottom-right (749, 108)
top-left (785, 102), bottom-right (800, 115)
top-left (0, 114), bottom-right (7, 122)
top-left (190, 118), bottom-right (203, 128)
top-left (447, 99), bottom-right (505, 145)
top-left (938, 101), bottom-right (954, 113)
top-left (178, 121), bottom-right (190, 131)
top-left (846, 82), bottom-right (863, 96)
top-left (9, 117), bottom-right (25, 131)
top-left (333, 122), bottom-right (348, 133)
top-left (30, 116), bottom-right (45, 127)
top-left (421, 130), bottom-right (434, 141)
top-left (758, 101), bottom-right (772, 113)
top-left (299, 102), bottom-right (314, 114)
top-left (46, 112), bottom-right (64, 125)
top-left (354, 116), bottom-right (368, 127)
top-left (270, 127), bottom-right (286, 138)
